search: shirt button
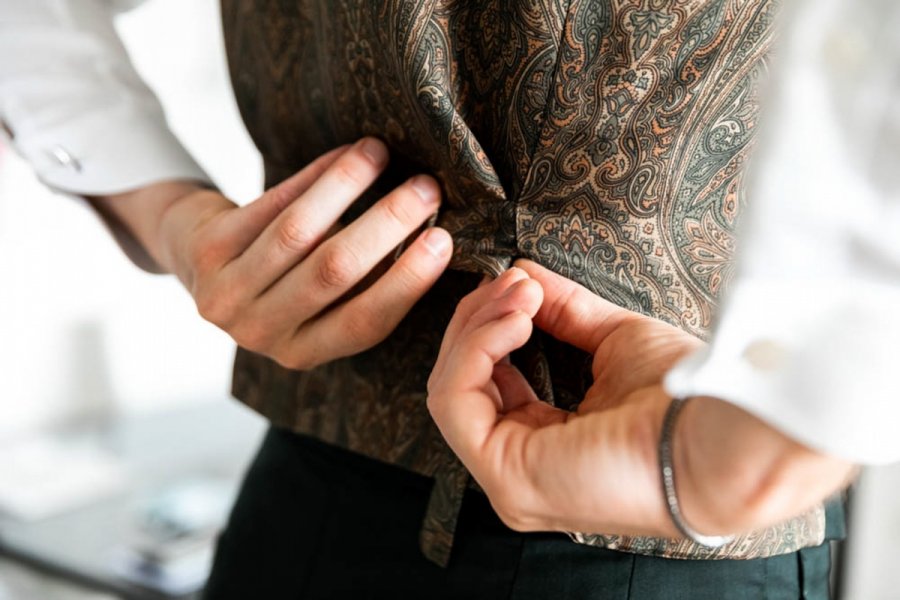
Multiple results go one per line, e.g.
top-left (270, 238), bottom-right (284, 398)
top-left (741, 339), bottom-right (789, 372)
top-left (49, 145), bottom-right (82, 172)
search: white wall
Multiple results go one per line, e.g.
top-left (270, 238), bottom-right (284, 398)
top-left (0, 0), bottom-right (260, 437)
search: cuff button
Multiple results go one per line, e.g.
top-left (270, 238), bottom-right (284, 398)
top-left (741, 339), bottom-right (789, 372)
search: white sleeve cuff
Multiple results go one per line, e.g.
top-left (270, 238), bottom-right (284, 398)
top-left (0, 0), bottom-right (212, 196)
top-left (11, 102), bottom-right (211, 196)
top-left (665, 279), bottom-right (900, 465)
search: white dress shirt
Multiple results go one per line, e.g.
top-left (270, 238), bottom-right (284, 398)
top-left (665, 0), bottom-right (900, 465)
top-left (0, 0), bottom-right (208, 195)
top-left (2, 1), bottom-right (898, 463)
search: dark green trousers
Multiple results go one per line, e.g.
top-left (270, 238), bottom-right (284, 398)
top-left (204, 428), bottom-right (834, 600)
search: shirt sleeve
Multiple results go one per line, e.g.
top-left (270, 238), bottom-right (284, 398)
top-left (0, 0), bottom-right (211, 195)
top-left (664, 0), bottom-right (900, 465)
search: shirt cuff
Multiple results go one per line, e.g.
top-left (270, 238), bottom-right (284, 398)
top-left (9, 102), bottom-right (211, 196)
top-left (664, 278), bottom-right (900, 465)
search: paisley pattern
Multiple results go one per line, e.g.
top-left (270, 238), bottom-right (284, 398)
top-left (221, 0), bottom-right (827, 567)
top-left (570, 503), bottom-right (825, 560)
top-left (516, 0), bottom-right (775, 334)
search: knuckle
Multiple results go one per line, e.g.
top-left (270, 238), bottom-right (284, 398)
top-left (332, 159), bottom-right (369, 188)
top-left (195, 289), bottom-right (235, 328)
top-left (453, 294), bottom-right (477, 321)
top-left (266, 182), bottom-right (296, 213)
top-left (314, 248), bottom-right (359, 290)
top-left (187, 234), bottom-right (222, 274)
top-left (275, 216), bottom-right (315, 254)
top-left (381, 193), bottom-right (418, 228)
top-left (341, 304), bottom-right (385, 349)
top-left (457, 337), bottom-right (484, 363)
top-left (274, 347), bottom-right (317, 372)
top-left (384, 261), bottom-right (427, 305)
top-left (231, 325), bottom-right (271, 352)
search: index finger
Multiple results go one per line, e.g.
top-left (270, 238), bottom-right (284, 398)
top-left (427, 310), bottom-right (534, 464)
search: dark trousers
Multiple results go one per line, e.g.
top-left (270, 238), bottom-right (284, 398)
top-left (203, 427), bottom-right (832, 600)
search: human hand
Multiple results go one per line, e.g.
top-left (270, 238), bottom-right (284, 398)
top-left (156, 138), bottom-right (452, 369)
top-left (427, 260), bottom-right (705, 537)
top-left (428, 259), bottom-right (856, 538)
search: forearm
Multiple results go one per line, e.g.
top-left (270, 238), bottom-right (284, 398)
top-left (527, 389), bottom-right (854, 540)
top-left (675, 396), bottom-right (857, 536)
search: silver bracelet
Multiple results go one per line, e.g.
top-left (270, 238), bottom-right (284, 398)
top-left (659, 397), bottom-right (735, 548)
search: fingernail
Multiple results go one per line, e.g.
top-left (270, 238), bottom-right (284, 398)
top-left (410, 175), bottom-right (439, 204)
top-left (359, 138), bottom-right (388, 167)
top-left (422, 227), bottom-right (451, 258)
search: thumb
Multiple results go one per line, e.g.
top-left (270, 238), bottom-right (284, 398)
top-left (514, 259), bottom-right (638, 353)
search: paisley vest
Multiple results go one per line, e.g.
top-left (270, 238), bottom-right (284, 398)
top-left (220, 0), bottom-right (831, 566)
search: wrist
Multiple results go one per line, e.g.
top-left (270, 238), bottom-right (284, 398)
top-left (154, 185), bottom-right (230, 278)
top-left (88, 180), bottom-right (211, 273)
top-left (674, 395), bottom-right (854, 536)
top-left (660, 396), bottom-right (736, 546)
top-left (672, 396), bottom-right (755, 535)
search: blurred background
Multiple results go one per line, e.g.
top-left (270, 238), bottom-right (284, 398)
top-left (0, 1), bottom-right (263, 598)
top-left (0, 0), bottom-right (898, 598)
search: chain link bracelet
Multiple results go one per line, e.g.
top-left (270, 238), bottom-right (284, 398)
top-left (659, 397), bottom-right (736, 548)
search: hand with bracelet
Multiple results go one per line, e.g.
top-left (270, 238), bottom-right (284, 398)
top-left (426, 260), bottom-right (858, 541)
top-left (89, 138), bottom-right (452, 370)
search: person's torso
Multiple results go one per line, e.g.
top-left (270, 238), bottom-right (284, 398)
top-left (221, 0), bottom-right (831, 566)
